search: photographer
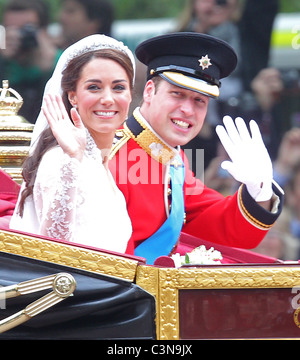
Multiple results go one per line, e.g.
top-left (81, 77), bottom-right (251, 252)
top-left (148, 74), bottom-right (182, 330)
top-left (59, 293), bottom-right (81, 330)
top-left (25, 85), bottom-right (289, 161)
top-left (0, 0), bottom-right (61, 123)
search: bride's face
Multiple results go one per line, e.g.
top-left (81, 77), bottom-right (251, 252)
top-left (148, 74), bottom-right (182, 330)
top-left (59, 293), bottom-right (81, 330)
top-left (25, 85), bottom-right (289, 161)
top-left (68, 57), bottom-right (132, 136)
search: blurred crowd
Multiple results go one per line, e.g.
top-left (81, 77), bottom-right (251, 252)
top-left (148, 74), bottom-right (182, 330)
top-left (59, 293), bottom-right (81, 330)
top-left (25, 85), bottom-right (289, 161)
top-left (0, 0), bottom-right (299, 261)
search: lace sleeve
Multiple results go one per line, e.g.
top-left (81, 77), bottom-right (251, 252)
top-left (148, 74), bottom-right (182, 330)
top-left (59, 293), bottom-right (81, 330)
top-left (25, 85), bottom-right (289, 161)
top-left (33, 148), bottom-right (81, 241)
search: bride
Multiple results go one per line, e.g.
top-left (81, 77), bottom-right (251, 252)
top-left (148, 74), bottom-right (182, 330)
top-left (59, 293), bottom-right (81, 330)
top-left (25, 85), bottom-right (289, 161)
top-left (10, 34), bottom-right (134, 253)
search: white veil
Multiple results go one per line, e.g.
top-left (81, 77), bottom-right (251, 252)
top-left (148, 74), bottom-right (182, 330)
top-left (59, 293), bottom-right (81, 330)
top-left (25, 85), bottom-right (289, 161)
top-left (30, 34), bottom-right (135, 151)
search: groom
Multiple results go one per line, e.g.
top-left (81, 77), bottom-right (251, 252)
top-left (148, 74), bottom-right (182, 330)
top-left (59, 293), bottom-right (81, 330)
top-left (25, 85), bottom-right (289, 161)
top-left (109, 32), bottom-right (284, 264)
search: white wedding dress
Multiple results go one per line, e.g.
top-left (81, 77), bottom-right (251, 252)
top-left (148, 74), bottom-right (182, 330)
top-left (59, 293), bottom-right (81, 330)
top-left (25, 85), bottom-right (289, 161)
top-left (10, 131), bottom-right (132, 253)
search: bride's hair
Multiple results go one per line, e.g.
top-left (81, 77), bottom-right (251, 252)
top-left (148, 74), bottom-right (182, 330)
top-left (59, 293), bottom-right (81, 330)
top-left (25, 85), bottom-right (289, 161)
top-left (17, 48), bottom-right (134, 216)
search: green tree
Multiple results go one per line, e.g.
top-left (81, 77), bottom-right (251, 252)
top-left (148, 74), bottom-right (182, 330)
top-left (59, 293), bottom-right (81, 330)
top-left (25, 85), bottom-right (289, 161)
top-left (0, 0), bottom-right (299, 24)
top-left (111, 0), bottom-right (300, 20)
top-left (111, 0), bottom-right (183, 20)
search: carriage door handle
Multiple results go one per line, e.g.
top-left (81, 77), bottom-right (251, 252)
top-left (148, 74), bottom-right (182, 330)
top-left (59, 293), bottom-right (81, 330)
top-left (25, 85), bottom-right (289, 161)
top-left (0, 272), bottom-right (76, 333)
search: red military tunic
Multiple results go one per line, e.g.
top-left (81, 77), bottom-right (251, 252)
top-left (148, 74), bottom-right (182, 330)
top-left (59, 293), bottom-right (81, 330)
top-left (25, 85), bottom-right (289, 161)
top-left (109, 109), bottom-right (283, 256)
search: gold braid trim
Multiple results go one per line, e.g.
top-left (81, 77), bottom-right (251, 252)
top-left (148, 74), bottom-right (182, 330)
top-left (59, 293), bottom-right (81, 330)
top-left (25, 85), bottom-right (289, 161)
top-left (109, 129), bottom-right (131, 160)
top-left (238, 185), bottom-right (274, 230)
top-left (123, 109), bottom-right (177, 165)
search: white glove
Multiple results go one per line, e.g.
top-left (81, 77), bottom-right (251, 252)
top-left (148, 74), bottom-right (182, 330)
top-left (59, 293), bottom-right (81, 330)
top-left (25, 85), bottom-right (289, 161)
top-left (216, 116), bottom-right (273, 202)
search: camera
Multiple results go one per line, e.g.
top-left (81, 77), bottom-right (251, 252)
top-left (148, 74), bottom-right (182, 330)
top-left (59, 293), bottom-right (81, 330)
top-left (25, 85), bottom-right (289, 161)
top-left (19, 24), bottom-right (38, 51)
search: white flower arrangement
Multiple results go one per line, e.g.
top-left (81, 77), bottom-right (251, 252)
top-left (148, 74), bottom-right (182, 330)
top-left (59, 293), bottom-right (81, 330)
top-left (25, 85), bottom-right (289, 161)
top-left (171, 245), bottom-right (223, 268)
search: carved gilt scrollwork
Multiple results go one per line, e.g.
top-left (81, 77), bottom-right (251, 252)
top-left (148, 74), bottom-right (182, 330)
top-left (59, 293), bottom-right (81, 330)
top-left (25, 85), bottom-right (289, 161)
top-left (0, 230), bottom-right (139, 282)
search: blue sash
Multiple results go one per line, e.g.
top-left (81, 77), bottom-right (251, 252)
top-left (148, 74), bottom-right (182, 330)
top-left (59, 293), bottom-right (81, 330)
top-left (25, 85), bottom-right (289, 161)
top-left (134, 155), bottom-right (185, 264)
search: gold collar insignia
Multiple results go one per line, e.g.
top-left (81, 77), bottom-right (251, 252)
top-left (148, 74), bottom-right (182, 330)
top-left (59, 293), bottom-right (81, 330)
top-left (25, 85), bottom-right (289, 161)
top-left (124, 108), bottom-right (178, 165)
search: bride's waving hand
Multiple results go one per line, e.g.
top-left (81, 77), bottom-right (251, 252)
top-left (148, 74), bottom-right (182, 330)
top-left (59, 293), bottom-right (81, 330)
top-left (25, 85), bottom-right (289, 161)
top-left (42, 94), bottom-right (86, 162)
